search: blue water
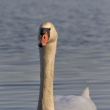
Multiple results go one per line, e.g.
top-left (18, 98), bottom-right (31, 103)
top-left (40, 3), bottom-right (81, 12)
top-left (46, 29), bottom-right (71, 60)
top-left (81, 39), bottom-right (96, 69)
top-left (0, 0), bottom-right (110, 109)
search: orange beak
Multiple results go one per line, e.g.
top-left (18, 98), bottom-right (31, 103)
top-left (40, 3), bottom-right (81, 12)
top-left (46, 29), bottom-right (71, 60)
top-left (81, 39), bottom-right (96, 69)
top-left (38, 32), bottom-right (49, 47)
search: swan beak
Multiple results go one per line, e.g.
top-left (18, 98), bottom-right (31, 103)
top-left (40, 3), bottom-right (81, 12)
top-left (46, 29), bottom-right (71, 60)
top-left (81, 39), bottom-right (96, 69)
top-left (38, 32), bottom-right (49, 48)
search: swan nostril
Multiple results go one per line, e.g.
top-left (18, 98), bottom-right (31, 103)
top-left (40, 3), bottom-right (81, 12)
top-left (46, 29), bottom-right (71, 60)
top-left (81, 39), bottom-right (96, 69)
top-left (44, 36), bottom-right (45, 39)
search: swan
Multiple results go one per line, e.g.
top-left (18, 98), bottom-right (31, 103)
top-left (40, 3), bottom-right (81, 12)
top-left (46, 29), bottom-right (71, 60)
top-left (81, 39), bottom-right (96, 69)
top-left (37, 22), bottom-right (97, 110)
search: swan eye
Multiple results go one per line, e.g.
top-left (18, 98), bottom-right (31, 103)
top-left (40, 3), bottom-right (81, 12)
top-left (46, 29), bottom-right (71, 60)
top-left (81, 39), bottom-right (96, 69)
top-left (39, 28), bottom-right (51, 38)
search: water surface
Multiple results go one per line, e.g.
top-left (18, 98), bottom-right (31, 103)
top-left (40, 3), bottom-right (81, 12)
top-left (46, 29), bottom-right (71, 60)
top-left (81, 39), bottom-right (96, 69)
top-left (0, 0), bottom-right (110, 110)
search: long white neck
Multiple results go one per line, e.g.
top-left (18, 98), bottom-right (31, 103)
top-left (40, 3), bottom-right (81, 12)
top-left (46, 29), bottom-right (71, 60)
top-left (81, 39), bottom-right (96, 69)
top-left (37, 41), bottom-right (57, 110)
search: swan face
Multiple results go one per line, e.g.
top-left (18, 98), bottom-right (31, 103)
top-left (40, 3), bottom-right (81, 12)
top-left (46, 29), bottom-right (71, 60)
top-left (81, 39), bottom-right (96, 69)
top-left (38, 22), bottom-right (58, 48)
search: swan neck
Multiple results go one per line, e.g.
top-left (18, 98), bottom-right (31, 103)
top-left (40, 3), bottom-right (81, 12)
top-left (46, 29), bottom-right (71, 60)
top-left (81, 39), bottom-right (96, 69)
top-left (37, 42), bottom-right (57, 110)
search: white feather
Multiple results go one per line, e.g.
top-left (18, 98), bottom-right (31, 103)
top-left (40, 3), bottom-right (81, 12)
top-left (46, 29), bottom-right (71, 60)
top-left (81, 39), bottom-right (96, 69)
top-left (55, 87), bottom-right (96, 110)
top-left (37, 22), bottom-right (97, 110)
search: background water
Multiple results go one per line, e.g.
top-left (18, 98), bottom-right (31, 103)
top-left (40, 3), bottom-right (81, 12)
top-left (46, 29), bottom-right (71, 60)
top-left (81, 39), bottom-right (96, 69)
top-left (0, 0), bottom-right (110, 110)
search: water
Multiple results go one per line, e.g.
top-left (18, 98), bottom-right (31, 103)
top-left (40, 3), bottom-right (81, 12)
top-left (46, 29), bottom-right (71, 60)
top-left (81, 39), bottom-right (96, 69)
top-left (0, 0), bottom-right (110, 109)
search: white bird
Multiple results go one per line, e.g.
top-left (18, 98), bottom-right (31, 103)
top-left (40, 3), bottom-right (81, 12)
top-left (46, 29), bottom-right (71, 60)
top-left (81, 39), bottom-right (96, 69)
top-left (37, 22), bottom-right (97, 110)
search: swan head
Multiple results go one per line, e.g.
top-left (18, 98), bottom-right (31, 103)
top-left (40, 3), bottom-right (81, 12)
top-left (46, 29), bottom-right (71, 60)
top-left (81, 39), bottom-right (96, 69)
top-left (38, 22), bottom-right (58, 48)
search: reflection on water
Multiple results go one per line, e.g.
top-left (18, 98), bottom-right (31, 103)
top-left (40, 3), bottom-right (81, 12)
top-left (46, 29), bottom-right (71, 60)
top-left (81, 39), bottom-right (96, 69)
top-left (0, 0), bottom-right (110, 109)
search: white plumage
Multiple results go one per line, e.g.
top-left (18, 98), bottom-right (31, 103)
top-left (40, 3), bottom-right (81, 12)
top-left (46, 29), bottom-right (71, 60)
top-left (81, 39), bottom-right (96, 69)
top-left (37, 22), bottom-right (97, 110)
top-left (55, 87), bottom-right (96, 110)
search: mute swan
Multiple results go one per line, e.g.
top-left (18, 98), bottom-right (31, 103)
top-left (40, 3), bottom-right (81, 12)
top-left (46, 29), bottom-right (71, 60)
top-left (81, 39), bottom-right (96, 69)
top-left (37, 22), bottom-right (97, 110)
